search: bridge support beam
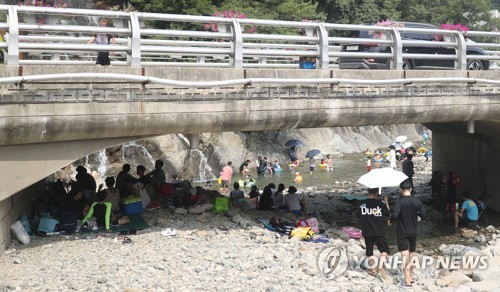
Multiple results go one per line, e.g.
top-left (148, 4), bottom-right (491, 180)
top-left (188, 133), bottom-right (200, 149)
top-left (428, 121), bottom-right (500, 212)
top-left (0, 136), bottom-right (144, 202)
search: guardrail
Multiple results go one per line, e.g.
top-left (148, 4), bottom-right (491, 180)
top-left (1, 5), bottom-right (500, 69)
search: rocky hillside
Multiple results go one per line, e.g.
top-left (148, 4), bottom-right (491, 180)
top-left (64, 125), bottom-right (422, 183)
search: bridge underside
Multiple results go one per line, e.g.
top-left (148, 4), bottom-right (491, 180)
top-left (0, 136), bottom-right (145, 201)
top-left (428, 120), bottom-right (500, 212)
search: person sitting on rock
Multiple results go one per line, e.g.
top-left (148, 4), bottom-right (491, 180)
top-left (246, 185), bottom-right (259, 208)
top-left (146, 160), bottom-right (166, 187)
top-left (454, 191), bottom-right (478, 228)
top-left (273, 183), bottom-right (286, 210)
top-left (229, 182), bottom-right (245, 208)
top-left (81, 190), bottom-right (129, 232)
top-left (259, 185), bottom-right (274, 211)
top-left (284, 186), bottom-right (305, 216)
top-left (103, 176), bottom-right (120, 213)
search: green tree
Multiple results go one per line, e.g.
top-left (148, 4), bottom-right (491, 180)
top-left (397, 0), bottom-right (493, 29)
top-left (316, 0), bottom-right (401, 24)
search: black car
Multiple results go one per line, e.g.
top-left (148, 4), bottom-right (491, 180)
top-left (338, 22), bottom-right (489, 70)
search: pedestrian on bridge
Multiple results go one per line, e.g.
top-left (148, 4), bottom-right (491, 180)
top-left (87, 18), bottom-right (116, 66)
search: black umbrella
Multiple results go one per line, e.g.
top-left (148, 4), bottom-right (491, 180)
top-left (285, 139), bottom-right (304, 147)
top-left (305, 149), bottom-right (321, 158)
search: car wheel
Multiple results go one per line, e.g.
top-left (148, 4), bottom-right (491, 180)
top-left (402, 59), bottom-right (412, 70)
top-left (467, 60), bottom-right (485, 70)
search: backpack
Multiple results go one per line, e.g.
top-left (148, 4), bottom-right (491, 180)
top-left (59, 210), bottom-right (77, 233)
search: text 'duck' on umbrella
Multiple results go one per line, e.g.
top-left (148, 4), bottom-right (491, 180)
top-left (285, 139), bottom-right (304, 147)
top-left (357, 168), bottom-right (408, 193)
top-left (305, 149), bottom-right (321, 158)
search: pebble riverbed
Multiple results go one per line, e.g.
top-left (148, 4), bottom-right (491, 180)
top-left (1, 157), bottom-right (500, 291)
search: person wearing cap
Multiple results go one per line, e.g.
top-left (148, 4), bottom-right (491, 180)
top-left (284, 186), bottom-right (305, 216)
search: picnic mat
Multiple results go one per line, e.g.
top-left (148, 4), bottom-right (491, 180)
top-left (110, 214), bottom-right (150, 233)
top-left (341, 194), bottom-right (368, 202)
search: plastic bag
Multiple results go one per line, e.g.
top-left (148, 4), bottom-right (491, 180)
top-left (10, 220), bottom-right (30, 244)
top-left (212, 197), bottom-right (229, 213)
top-left (20, 212), bottom-right (33, 236)
top-left (291, 227), bottom-right (313, 240)
top-left (305, 217), bottom-right (319, 233)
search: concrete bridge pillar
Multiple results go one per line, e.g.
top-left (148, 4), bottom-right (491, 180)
top-left (188, 134), bottom-right (200, 149)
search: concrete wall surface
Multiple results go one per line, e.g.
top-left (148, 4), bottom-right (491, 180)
top-left (0, 181), bottom-right (42, 256)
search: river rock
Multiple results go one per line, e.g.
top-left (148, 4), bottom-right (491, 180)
top-left (188, 203), bottom-right (213, 215)
top-left (467, 280), bottom-right (500, 292)
top-left (440, 244), bottom-right (481, 257)
top-left (174, 208), bottom-right (188, 215)
top-left (475, 234), bottom-right (487, 243)
top-left (461, 230), bottom-right (477, 239)
top-left (485, 225), bottom-right (496, 233)
top-left (472, 271), bottom-right (486, 282)
top-left (449, 271), bottom-right (472, 287)
top-left (325, 229), bottom-right (349, 241)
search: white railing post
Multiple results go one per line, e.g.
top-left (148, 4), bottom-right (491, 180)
top-left (391, 28), bottom-right (403, 70)
top-left (456, 31), bottom-right (466, 70)
top-left (129, 12), bottom-right (141, 67)
top-left (318, 24), bottom-right (329, 69)
top-left (6, 6), bottom-right (19, 65)
top-left (231, 19), bottom-right (243, 68)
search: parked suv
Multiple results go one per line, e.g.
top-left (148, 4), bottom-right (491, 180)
top-left (338, 22), bottom-right (488, 70)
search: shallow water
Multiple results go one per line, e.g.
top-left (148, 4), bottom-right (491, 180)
top-left (197, 154), bottom-right (498, 252)
top-left (206, 154), bottom-right (368, 189)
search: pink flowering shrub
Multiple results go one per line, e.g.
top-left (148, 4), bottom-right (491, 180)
top-left (434, 23), bottom-right (470, 41)
top-left (18, 0), bottom-right (68, 8)
top-left (370, 20), bottom-right (404, 38)
top-left (203, 10), bottom-right (256, 33)
top-left (19, 0), bottom-right (69, 24)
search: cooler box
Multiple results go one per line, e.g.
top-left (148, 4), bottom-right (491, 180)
top-left (122, 197), bottom-right (143, 215)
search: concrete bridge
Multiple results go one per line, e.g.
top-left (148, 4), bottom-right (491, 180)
top-left (2, 5), bottom-right (500, 253)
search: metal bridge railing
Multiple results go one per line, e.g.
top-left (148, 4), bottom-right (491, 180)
top-left (1, 4), bottom-right (500, 69)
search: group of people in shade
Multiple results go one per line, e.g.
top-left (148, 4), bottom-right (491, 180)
top-left (51, 160), bottom-right (167, 232)
top-left (428, 170), bottom-right (482, 228)
top-left (218, 161), bottom-right (306, 215)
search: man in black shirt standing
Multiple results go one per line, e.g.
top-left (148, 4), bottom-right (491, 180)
top-left (389, 179), bottom-right (426, 288)
top-left (402, 154), bottom-right (415, 191)
top-left (355, 188), bottom-right (391, 277)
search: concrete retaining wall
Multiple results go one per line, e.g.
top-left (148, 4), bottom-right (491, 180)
top-left (0, 181), bottom-right (42, 256)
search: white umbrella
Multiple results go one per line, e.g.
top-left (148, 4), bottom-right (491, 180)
top-left (357, 168), bottom-right (408, 193)
top-left (392, 142), bottom-right (402, 150)
top-left (403, 141), bottom-right (413, 149)
top-left (395, 135), bottom-right (408, 143)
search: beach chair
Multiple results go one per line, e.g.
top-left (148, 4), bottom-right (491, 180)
top-left (473, 195), bottom-right (491, 225)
